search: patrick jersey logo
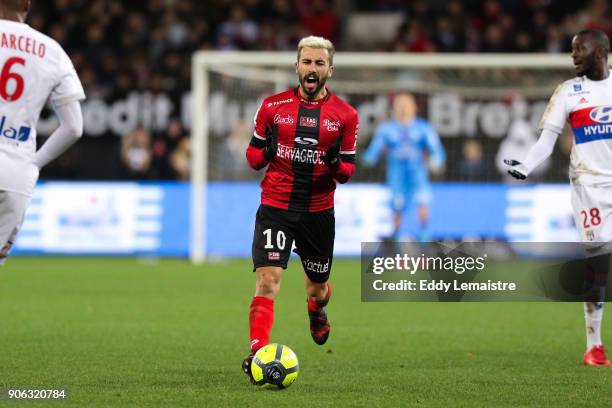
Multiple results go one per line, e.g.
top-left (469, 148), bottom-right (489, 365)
top-left (267, 98), bottom-right (293, 107)
top-left (573, 84), bottom-right (582, 92)
top-left (589, 106), bottom-right (612, 124)
top-left (299, 116), bottom-right (317, 128)
top-left (0, 117), bottom-right (31, 142)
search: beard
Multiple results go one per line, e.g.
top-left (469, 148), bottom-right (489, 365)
top-left (299, 72), bottom-right (328, 98)
top-left (576, 54), bottom-right (597, 77)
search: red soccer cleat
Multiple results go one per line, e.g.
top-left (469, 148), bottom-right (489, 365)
top-left (242, 353), bottom-right (257, 384)
top-left (583, 345), bottom-right (611, 367)
top-left (307, 284), bottom-right (331, 345)
top-left (308, 305), bottom-right (330, 345)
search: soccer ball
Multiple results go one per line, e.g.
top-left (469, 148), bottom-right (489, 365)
top-left (251, 343), bottom-right (299, 389)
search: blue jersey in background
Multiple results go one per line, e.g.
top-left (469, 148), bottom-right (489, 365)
top-left (363, 118), bottom-right (446, 209)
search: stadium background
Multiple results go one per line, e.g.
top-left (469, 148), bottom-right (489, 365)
top-left (17, 0), bottom-right (611, 257)
top-left (33, 0), bottom-right (607, 182)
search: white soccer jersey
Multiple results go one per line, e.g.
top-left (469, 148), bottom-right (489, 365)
top-left (540, 74), bottom-right (612, 186)
top-left (0, 20), bottom-right (85, 196)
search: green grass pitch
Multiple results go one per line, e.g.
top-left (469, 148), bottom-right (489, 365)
top-left (0, 257), bottom-right (611, 407)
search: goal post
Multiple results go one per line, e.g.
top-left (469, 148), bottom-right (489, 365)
top-left (190, 51), bottom-right (574, 263)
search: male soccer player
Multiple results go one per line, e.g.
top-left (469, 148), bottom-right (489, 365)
top-left (506, 29), bottom-right (612, 366)
top-left (362, 93), bottom-right (445, 241)
top-left (0, 0), bottom-right (84, 263)
top-left (242, 35), bottom-right (358, 382)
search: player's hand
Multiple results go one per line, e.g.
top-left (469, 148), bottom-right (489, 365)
top-left (428, 158), bottom-right (445, 175)
top-left (262, 125), bottom-right (278, 160)
top-left (323, 140), bottom-right (341, 167)
top-left (504, 159), bottom-right (528, 180)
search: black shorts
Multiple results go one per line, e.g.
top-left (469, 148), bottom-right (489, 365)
top-left (252, 204), bottom-right (335, 283)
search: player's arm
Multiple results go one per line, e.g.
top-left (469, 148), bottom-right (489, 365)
top-left (246, 102), bottom-right (277, 170)
top-left (424, 122), bottom-right (446, 173)
top-left (324, 109), bottom-right (358, 184)
top-left (361, 124), bottom-right (386, 166)
top-left (36, 46), bottom-right (86, 169)
top-left (35, 101), bottom-right (83, 169)
top-left (505, 129), bottom-right (560, 179)
top-left (506, 83), bottom-right (566, 180)
top-left (246, 125), bottom-right (277, 170)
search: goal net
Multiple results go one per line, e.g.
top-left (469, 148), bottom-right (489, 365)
top-left (191, 52), bottom-right (576, 262)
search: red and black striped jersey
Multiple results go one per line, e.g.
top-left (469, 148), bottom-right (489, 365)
top-left (246, 87), bottom-right (358, 212)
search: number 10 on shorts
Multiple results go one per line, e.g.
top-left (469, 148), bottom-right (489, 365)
top-left (263, 228), bottom-right (286, 250)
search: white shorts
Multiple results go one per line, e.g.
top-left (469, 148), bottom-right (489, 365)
top-left (571, 184), bottom-right (612, 243)
top-left (0, 191), bottom-right (30, 264)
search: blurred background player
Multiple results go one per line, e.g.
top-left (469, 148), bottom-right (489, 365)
top-left (242, 35), bottom-right (358, 383)
top-left (0, 0), bottom-right (84, 263)
top-left (362, 93), bottom-right (445, 242)
top-left (506, 29), bottom-right (611, 367)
